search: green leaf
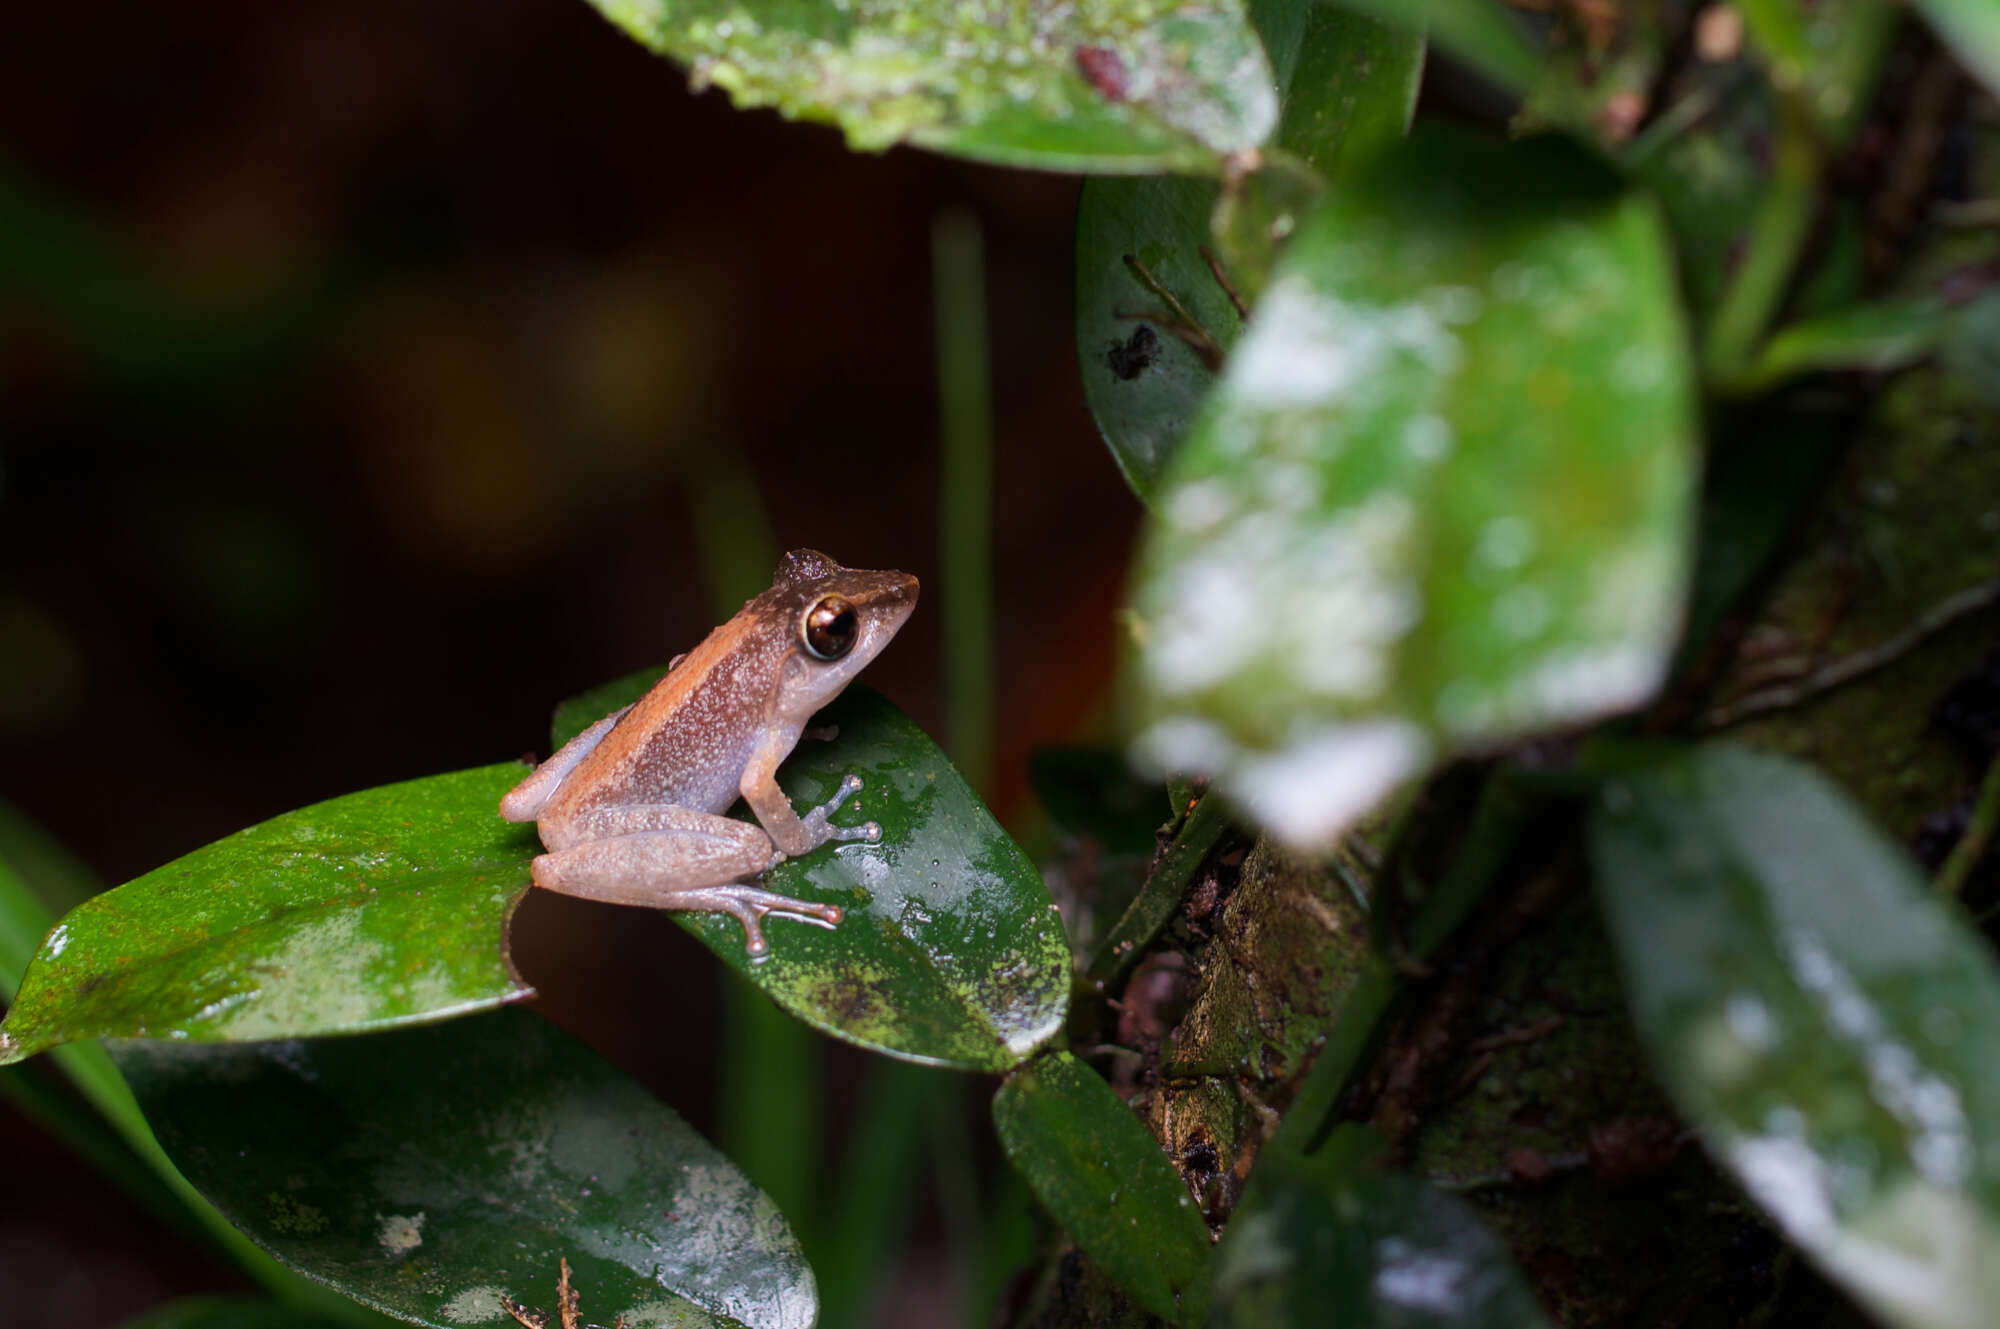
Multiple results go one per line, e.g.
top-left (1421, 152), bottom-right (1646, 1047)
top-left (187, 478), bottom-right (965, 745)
top-left (1733, 296), bottom-right (1954, 394)
top-left (117, 1297), bottom-right (353, 1329)
top-left (1128, 126), bottom-right (1696, 849)
top-left (1943, 290), bottom-right (2000, 408)
top-left (992, 1050), bottom-right (1211, 1323)
top-left (1075, 6), bottom-right (1424, 498)
top-left (0, 767), bottom-right (535, 1065)
top-left (1076, 172), bottom-right (1244, 500)
top-left (0, 833), bottom-right (400, 1325)
top-left (1326, 0), bottom-right (1537, 96)
top-left (585, 0), bottom-right (1275, 174)
top-left (1212, 1125), bottom-right (1549, 1328)
top-left (550, 680), bottom-right (1069, 1072)
top-left (1589, 743), bottom-right (2000, 1329)
top-left (115, 1008), bottom-right (814, 1329)
top-left (1910, 0), bottom-right (2000, 98)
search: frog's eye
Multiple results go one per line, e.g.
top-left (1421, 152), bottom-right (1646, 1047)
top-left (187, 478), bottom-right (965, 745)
top-left (802, 595), bottom-right (858, 661)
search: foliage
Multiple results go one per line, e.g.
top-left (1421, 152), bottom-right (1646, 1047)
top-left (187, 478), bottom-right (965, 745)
top-left (7, 1), bottom-right (2000, 1327)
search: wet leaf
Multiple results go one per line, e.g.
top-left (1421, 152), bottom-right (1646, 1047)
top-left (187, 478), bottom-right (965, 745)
top-left (1128, 126), bottom-right (1696, 849)
top-left (1913, 0), bottom-right (2000, 97)
top-left (549, 680), bottom-right (1069, 1072)
top-left (585, 0), bottom-right (1275, 174)
top-left (1590, 743), bottom-right (2000, 1329)
top-left (1075, 6), bottom-right (1424, 499)
top-left (992, 1050), bottom-right (1211, 1323)
top-left (1213, 1125), bottom-right (1550, 1327)
top-left (0, 768), bottom-right (534, 1066)
top-left (115, 1008), bottom-right (815, 1329)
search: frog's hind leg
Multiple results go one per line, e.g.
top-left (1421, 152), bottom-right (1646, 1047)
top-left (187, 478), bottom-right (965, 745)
top-left (498, 704), bottom-right (634, 823)
top-left (529, 804), bottom-right (843, 956)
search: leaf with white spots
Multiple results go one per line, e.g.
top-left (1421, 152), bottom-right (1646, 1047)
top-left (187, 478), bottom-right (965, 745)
top-left (1075, 4), bottom-right (1426, 499)
top-left (586, 0), bottom-right (1277, 174)
top-left (115, 1008), bottom-right (815, 1329)
top-left (1127, 126), bottom-right (1696, 847)
top-left (1590, 743), bottom-right (2000, 1329)
top-left (0, 767), bottom-right (536, 1066)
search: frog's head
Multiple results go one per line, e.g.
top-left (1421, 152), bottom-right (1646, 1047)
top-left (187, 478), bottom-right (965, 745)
top-left (772, 549), bottom-right (920, 712)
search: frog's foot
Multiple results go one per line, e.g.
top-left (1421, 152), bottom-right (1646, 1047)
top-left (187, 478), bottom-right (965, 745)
top-left (802, 723), bottom-right (840, 743)
top-left (800, 773), bottom-right (881, 845)
top-left (675, 883), bottom-right (844, 957)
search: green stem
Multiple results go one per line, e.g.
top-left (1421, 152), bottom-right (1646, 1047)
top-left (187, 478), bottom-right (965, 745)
top-left (1085, 793), bottom-right (1233, 988)
top-left (1939, 756), bottom-right (2000, 899)
top-left (810, 1061), bottom-right (937, 1329)
top-left (1704, 101), bottom-right (1821, 383)
top-left (1735, 0), bottom-right (1811, 87)
top-left (932, 210), bottom-right (996, 797)
top-left (0, 1061), bottom-right (193, 1239)
top-left (683, 455), bottom-right (823, 1227)
top-left (1705, 0), bottom-right (1899, 387)
top-left (1, 854), bottom-right (385, 1323)
top-left (1257, 767), bottom-right (1537, 1168)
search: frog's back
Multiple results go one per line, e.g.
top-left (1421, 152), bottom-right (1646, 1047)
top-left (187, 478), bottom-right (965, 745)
top-left (546, 616), bottom-right (781, 820)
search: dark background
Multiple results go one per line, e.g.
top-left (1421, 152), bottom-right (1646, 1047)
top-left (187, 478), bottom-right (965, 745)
top-left (0, 0), bottom-right (1141, 1320)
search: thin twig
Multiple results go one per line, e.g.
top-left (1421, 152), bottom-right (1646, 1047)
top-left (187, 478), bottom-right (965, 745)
top-left (558, 1259), bottom-right (580, 1329)
top-left (1120, 255), bottom-right (1227, 370)
top-left (1704, 576), bottom-right (2000, 730)
top-left (1939, 755), bottom-right (2000, 898)
top-left (1199, 245), bottom-right (1249, 320)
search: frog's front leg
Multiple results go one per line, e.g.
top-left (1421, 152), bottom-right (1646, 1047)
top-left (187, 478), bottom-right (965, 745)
top-left (532, 805), bottom-right (842, 956)
top-left (740, 735), bottom-right (880, 857)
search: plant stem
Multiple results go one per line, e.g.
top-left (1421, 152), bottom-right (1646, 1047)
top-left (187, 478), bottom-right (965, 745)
top-left (684, 454), bottom-right (823, 1227)
top-left (811, 1061), bottom-right (937, 1329)
top-left (1704, 100), bottom-right (1821, 383)
top-left (1257, 766), bottom-right (1536, 1169)
top-left (0, 853), bottom-right (386, 1324)
top-left (1939, 756), bottom-right (2000, 899)
top-left (1085, 792), bottom-right (1232, 987)
top-left (932, 209), bottom-right (996, 798)
top-left (1705, 0), bottom-right (1900, 387)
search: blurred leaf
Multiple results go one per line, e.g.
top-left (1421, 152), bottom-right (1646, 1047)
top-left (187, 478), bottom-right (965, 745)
top-left (552, 681), bottom-right (1068, 1071)
top-left (992, 1050), bottom-right (1211, 1324)
top-left (1327, 0), bottom-right (1537, 95)
top-left (585, 0), bottom-right (1275, 173)
top-left (117, 1297), bottom-right (352, 1329)
top-left (1734, 296), bottom-right (1954, 394)
top-left (1028, 746), bottom-right (1168, 856)
top-left (1910, 0), bottom-right (2000, 98)
top-left (1625, 80), bottom-right (1771, 329)
top-left (1269, 7), bottom-right (1425, 174)
top-left (0, 768), bottom-right (535, 1066)
top-left (1942, 290), bottom-right (2000, 408)
top-left (1590, 743), bottom-right (2000, 1329)
top-left (116, 1008), bottom-right (814, 1329)
top-left (1212, 1125), bottom-right (1549, 1327)
top-left (1128, 126), bottom-right (1696, 849)
top-left (1075, 5), bottom-right (1424, 498)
